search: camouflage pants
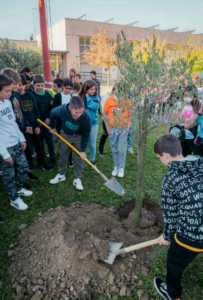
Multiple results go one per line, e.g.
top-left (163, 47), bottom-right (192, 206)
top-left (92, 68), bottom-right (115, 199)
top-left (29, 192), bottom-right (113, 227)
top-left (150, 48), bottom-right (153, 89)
top-left (2, 143), bottom-right (29, 201)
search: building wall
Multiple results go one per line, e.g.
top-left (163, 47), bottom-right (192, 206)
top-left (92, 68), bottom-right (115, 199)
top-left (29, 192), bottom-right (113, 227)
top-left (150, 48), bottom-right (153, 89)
top-left (35, 18), bottom-right (200, 82)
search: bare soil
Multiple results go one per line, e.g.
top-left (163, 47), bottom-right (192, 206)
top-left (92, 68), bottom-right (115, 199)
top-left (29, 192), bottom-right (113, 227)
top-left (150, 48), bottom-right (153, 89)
top-left (8, 201), bottom-right (163, 300)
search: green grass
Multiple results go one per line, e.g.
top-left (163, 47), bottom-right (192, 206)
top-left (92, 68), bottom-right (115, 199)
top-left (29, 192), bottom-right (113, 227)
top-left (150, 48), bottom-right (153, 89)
top-left (0, 120), bottom-right (203, 299)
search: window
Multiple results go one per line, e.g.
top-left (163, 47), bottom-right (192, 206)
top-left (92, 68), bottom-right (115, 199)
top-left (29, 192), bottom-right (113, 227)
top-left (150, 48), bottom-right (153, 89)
top-left (49, 53), bottom-right (64, 74)
top-left (79, 37), bottom-right (90, 62)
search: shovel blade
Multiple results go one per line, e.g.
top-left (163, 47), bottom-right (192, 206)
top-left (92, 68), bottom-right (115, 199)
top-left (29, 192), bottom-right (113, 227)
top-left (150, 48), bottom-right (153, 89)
top-left (103, 242), bottom-right (123, 265)
top-left (104, 177), bottom-right (125, 196)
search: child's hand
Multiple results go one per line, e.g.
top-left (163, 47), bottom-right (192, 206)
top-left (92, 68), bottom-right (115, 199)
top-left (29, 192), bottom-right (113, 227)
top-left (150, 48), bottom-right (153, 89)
top-left (49, 128), bottom-right (56, 135)
top-left (20, 141), bottom-right (27, 151)
top-left (157, 234), bottom-right (171, 246)
top-left (5, 156), bottom-right (13, 164)
top-left (25, 127), bottom-right (33, 134)
top-left (35, 127), bottom-right (41, 135)
top-left (80, 152), bottom-right (87, 160)
top-left (45, 118), bottom-right (50, 125)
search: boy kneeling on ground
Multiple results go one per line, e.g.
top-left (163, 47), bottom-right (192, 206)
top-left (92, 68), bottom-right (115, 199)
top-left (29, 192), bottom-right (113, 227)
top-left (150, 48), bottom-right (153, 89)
top-left (49, 96), bottom-right (91, 190)
top-left (154, 134), bottom-right (203, 300)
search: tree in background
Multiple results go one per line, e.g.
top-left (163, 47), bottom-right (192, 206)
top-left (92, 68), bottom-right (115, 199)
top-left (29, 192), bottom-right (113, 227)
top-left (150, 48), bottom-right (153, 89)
top-left (0, 39), bottom-right (43, 74)
top-left (114, 31), bottom-right (195, 227)
top-left (84, 27), bottom-right (117, 85)
top-left (133, 32), bottom-right (203, 75)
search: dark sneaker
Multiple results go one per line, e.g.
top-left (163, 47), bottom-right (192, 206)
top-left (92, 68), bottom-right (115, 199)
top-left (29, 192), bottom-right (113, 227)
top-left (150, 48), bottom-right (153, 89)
top-left (38, 164), bottom-right (52, 171)
top-left (23, 182), bottom-right (31, 189)
top-left (154, 277), bottom-right (180, 300)
top-left (49, 158), bottom-right (55, 168)
top-left (0, 216), bottom-right (4, 224)
top-left (98, 150), bottom-right (104, 158)
top-left (68, 160), bottom-right (74, 168)
top-left (90, 161), bottom-right (97, 168)
top-left (27, 172), bottom-right (39, 181)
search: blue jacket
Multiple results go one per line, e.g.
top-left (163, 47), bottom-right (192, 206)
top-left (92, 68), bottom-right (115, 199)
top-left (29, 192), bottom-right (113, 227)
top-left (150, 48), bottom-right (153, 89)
top-left (85, 95), bottom-right (100, 126)
top-left (50, 104), bottom-right (91, 152)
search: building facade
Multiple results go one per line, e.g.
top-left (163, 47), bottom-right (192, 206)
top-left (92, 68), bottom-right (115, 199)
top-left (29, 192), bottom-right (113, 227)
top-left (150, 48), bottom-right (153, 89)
top-left (34, 18), bottom-right (201, 82)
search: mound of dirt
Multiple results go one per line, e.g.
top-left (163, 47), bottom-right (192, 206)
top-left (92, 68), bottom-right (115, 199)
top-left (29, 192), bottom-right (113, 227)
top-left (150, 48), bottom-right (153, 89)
top-left (8, 202), bottom-right (161, 300)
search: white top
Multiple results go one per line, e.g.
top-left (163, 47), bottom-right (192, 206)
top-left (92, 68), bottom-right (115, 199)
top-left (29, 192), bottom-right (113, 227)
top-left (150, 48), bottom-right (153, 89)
top-left (0, 100), bottom-right (25, 160)
top-left (61, 93), bottom-right (71, 105)
top-left (101, 92), bottom-right (111, 111)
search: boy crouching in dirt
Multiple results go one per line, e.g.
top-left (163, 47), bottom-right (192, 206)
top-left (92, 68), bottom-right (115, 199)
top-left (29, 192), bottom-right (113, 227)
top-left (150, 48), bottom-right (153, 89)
top-left (154, 134), bottom-right (203, 300)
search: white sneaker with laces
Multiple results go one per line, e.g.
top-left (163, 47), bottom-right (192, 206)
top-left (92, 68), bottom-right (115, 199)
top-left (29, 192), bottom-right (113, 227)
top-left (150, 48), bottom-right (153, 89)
top-left (50, 173), bottom-right (66, 184)
top-left (73, 178), bottom-right (83, 190)
top-left (117, 168), bottom-right (124, 178)
top-left (128, 147), bottom-right (134, 154)
top-left (17, 188), bottom-right (33, 197)
top-left (112, 167), bottom-right (118, 176)
top-left (11, 197), bottom-right (28, 210)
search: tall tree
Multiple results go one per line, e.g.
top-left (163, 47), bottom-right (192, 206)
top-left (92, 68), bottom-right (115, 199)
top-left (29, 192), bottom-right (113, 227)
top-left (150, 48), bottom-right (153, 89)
top-left (0, 39), bottom-right (43, 74)
top-left (84, 27), bottom-right (117, 85)
top-left (114, 31), bottom-right (195, 227)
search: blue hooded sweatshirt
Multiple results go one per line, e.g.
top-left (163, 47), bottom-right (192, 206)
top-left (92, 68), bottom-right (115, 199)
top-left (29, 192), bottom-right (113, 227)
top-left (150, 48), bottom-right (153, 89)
top-left (50, 104), bottom-right (91, 152)
top-left (85, 95), bottom-right (100, 126)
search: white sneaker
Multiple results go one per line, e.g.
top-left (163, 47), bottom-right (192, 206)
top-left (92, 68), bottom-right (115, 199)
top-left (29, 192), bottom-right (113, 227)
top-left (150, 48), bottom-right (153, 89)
top-left (112, 167), bottom-right (118, 176)
top-left (17, 188), bottom-right (33, 197)
top-left (47, 153), bottom-right (50, 158)
top-left (73, 178), bottom-right (83, 190)
top-left (50, 173), bottom-right (66, 184)
top-left (11, 197), bottom-right (28, 210)
top-left (128, 147), bottom-right (134, 154)
top-left (117, 168), bottom-right (124, 178)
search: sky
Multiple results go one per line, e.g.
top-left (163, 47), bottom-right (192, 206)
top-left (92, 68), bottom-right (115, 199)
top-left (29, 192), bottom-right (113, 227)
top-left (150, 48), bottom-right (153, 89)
top-left (0, 0), bottom-right (203, 40)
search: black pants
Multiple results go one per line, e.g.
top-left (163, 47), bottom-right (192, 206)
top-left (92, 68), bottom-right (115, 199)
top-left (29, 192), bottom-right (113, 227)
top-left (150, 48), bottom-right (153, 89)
top-left (193, 136), bottom-right (203, 157)
top-left (24, 133), bottom-right (33, 170)
top-left (25, 133), bottom-right (45, 169)
top-left (29, 133), bottom-right (46, 167)
top-left (166, 237), bottom-right (199, 298)
top-left (181, 139), bottom-right (194, 157)
top-left (98, 121), bottom-right (109, 153)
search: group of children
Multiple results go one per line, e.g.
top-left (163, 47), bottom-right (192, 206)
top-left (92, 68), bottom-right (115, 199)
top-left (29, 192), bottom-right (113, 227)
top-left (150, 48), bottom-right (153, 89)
top-left (0, 67), bottom-right (133, 213)
top-left (1, 65), bottom-right (203, 300)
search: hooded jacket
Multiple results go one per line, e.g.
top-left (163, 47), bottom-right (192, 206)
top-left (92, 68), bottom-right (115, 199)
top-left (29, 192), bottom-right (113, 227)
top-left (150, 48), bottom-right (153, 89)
top-left (49, 104), bottom-right (91, 152)
top-left (9, 91), bottom-right (29, 133)
top-left (85, 95), bottom-right (100, 126)
top-left (162, 155), bottom-right (203, 250)
top-left (20, 91), bottom-right (41, 128)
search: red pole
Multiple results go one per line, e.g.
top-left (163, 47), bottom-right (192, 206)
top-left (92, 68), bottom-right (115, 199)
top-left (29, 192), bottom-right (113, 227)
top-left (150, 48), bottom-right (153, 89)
top-left (38, 0), bottom-right (52, 88)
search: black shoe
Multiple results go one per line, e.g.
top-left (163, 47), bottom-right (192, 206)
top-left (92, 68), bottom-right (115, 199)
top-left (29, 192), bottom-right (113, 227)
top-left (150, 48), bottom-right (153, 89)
top-left (38, 164), bottom-right (52, 171)
top-left (49, 158), bottom-right (55, 168)
top-left (23, 182), bottom-right (31, 189)
top-left (27, 172), bottom-right (38, 181)
top-left (68, 160), bottom-right (74, 168)
top-left (154, 277), bottom-right (179, 300)
top-left (90, 161), bottom-right (97, 168)
top-left (98, 150), bottom-right (104, 158)
top-left (0, 216), bottom-right (4, 224)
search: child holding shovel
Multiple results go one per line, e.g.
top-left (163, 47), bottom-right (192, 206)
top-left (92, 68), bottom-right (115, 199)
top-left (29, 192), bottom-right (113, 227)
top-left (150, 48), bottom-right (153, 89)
top-left (154, 134), bottom-right (203, 300)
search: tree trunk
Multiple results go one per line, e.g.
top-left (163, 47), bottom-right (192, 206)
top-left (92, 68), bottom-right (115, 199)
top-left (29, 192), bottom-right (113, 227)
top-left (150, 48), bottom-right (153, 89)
top-left (107, 68), bottom-right (110, 85)
top-left (134, 97), bottom-right (149, 228)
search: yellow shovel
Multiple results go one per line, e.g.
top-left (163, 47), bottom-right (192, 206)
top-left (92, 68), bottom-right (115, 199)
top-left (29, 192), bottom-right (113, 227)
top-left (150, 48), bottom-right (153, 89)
top-left (37, 119), bottom-right (125, 195)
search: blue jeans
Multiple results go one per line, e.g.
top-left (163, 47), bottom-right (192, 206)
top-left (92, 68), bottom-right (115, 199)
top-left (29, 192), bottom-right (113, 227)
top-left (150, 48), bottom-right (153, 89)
top-left (127, 126), bottom-right (132, 148)
top-left (88, 124), bottom-right (98, 161)
top-left (40, 126), bottom-right (55, 160)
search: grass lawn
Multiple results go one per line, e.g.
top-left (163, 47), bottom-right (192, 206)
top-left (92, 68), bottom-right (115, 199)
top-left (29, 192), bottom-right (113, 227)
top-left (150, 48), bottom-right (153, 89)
top-left (0, 119), bottom-right (203, 299)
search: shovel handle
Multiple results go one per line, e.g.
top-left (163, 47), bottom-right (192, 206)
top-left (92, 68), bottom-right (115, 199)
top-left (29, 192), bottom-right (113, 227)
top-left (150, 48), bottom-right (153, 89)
top-left (124, 239), bottom-right (159, 253)
top-left (37, 119), bottom-right (101, 174)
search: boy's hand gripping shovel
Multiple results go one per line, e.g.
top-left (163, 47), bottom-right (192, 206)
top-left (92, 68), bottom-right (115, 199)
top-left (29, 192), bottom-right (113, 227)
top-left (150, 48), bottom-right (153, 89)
top-left (37, 119), bottom-right (125, 196)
